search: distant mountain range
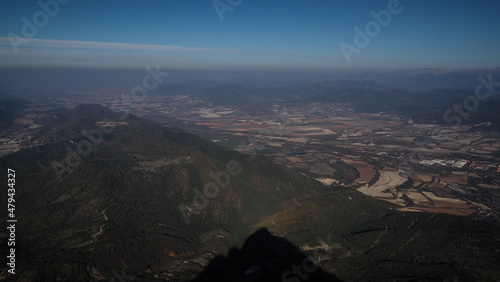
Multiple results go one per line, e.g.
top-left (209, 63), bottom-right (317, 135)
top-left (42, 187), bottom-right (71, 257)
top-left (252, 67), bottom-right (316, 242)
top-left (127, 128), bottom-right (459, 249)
top-left (1, 67), bottom-right (499, 91)
top-left (151, 77), bottom-right (500, 131)
top-left (380, 67), bottom-right (500, 91)
top-left (1, 104), bottom-right (499, 281)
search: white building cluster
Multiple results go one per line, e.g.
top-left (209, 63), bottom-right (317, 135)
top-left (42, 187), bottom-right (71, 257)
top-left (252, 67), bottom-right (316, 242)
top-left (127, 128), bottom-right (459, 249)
top-left (419, 159), bottom-right (469, 168)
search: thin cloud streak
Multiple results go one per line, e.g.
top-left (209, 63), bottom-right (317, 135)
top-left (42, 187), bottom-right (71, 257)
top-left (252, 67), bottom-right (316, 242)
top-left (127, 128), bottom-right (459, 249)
top-left (0, 37), bottom-right (339, 60)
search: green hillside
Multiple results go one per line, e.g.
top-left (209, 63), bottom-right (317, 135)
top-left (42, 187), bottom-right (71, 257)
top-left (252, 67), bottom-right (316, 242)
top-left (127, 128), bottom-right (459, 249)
top-left (0, 104), bottom-right (499, 281)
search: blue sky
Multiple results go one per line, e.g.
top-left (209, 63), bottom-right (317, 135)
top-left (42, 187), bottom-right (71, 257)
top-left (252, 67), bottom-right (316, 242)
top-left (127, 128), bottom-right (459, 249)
top-left (1, 0), bottom-right (499, 71)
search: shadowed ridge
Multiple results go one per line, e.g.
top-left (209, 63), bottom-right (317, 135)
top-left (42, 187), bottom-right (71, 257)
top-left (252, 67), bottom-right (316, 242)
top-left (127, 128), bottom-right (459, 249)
top-left (61, 103), bottom-right (118, 119)
top-left (0, 91), bottom-right (27, 125)
top-left (194, 228), bottom-right (342, 282)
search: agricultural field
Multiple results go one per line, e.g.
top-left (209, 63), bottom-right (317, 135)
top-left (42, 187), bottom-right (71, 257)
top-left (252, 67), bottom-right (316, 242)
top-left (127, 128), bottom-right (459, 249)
top-left (155, 102), bottom-right (500, 220)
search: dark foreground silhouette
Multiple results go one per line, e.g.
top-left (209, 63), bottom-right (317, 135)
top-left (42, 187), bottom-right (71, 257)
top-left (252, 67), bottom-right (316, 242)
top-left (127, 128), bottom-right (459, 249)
top-left (194, 228), bottom-right (341, 282)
